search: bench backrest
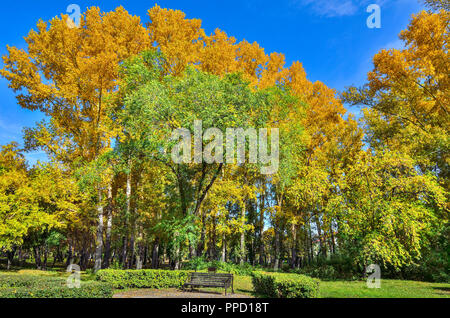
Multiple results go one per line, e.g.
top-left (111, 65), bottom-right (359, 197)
top-left (189, 272), bottom-right (233, 286)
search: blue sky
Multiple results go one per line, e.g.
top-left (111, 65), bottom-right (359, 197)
top-left (0, 0), bottom-right (426, 165)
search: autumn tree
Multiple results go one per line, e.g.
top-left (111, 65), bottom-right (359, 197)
top-left (0, 143), bottom-right (80, 269)
top-left (342, 8), bottom-right (449, 277)
top-left (422, 0), bottom-right (450, 11)
top-left (336, 150), bottom-right (445, 269)
top-left (343, 10), bottom-right (449, 186)
top-left (113, 50), bottom-right (291, 267)
top-left (1, 6), bottom-right (151, 270)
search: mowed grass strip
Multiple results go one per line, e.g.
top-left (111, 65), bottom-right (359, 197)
top-left (319, 279), bottom-right (450, 298)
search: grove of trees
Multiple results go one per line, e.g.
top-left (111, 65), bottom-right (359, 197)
top-left (0, 2), bottom-right (448, 282)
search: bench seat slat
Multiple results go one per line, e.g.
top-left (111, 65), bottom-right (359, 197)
top-left (184, 272), bottom-right (234, 294)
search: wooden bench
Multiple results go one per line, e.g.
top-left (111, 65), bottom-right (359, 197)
top-left (183, 272), bottom-right (234, 295)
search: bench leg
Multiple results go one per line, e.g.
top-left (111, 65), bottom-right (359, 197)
top-left (225, 287), bottom-right (227, 296)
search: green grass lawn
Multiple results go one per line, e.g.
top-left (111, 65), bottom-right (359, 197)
top-left (319, 279), bottom-right (450, 298)
top-left (194, 275), bottom-right (450, 298)
top-left (1, 269), bottom-right (449, 298)
top-left (154, 274), bottom-right (450, 298)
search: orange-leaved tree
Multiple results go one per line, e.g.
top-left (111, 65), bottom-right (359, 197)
top-left (1, 6), bottom-right (151, 270)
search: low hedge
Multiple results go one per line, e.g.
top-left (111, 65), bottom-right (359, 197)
top-left (0, 275), bottom-right (64, 288)
top-left (96, 269), bottom-right (191, 289)
top-left (0, 275), bottom-right (113, 298)
top-left (251, 273), bottom-right (320, 298)
top-left (0, 282), bottom-right (113, 298)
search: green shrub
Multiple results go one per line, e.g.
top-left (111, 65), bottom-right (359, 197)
top-left (0, 275), bottom-right (113, 298)
top-left (252, 273), bottom-right (278, 297)
top-left (0, 282), bottom-right (113, 298)
top-left (287, 255), bottom-right (362, 281)
top-left (393, 248), bottom-right (449, 283)
top-left (96, 269), bottom-right (191, 289)
top-left (212, 261), bottom-right (257, 276)
top-left (252, 273), bottom-right (320, 298)
top-left (183, 257), bottom-right (210, 271)
top-left (0, 275), bottom-right (64, 288)
top-left (183, 258), bottom-right (258, 276)
top-left (290, 266), bottom-right (347, 281)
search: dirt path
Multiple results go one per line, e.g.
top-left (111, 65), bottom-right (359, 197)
top-left (113, 288), bottom-right (252, 298)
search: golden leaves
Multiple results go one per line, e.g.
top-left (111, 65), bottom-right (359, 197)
top-left (148, 5), bottom-right (205, 76)
top-left (1, 6), bottom-right (152, 162)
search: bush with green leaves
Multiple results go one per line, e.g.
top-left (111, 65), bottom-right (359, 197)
top-left (183, 258), bottom-right (258, 276)
top-left (213, 261), bottom-right (257, 276)
top-left (0, 275), bottom-right (63, 288)
top-left (0, 274), bottom-right (113, 298)
top-left (96, 269), bottom-right (191, 289)
top-left (287, 255), bottom-right (362, 281)
top-left (252, 273), bottom-right (319, 298)
top-left (183, 257), bottom-right (210, 271)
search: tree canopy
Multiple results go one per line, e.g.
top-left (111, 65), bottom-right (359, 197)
top-left (0, 4), bottom-right (448, 281)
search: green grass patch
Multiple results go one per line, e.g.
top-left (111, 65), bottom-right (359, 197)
top-left (319, 279), bottom-right (450, 298)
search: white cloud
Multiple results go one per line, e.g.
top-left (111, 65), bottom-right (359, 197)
top-left (291, 0), bottom-right (387, 17)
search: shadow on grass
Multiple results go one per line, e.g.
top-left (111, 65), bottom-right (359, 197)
top-left (432, 286), bottom-right (450, 293)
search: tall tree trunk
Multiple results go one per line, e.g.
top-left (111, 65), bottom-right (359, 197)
top-left (315, 214), bottom-right (327, 258)
top-left (33, 247), bottom-right (42, 270)
top-left (143, 244), bottom-right (148, 267)
top-left (128, 226), bottom-right (135, 269)
top-left (121, 236), bottom-right (128, 268)
top-left (211, 216), bottom-right (217, 260)
top-left (135, 243), bottom-right (143, 270)
top-left (80, 247), bottom-right (88, 270)
top-left (274, 224), bottom-right (280, 270)
top-left (247, 200), bottom-right (256, 266)
top-left (123, 163), bottom-right (132, 269)
top-left (103, 184), bottom-right (113, 269)
top-left (174, 243), bottom-right (181, 270)
top-left (196, 213), bottom-right (206, 257)
top-left (259, 239), bottom-right (265, 266)
top-left (273, 194), bottom-right (284, 271)
top-left (259, 190), bottom-right (266, 266)
top-left (18, 247), bottom-right (24, 267)
top-left (94, 189), bottom-right (104, 272)
top-left (52, 247), bottom-right (58, 267)
top-left (330, 223), bottom-right (336, 255)
top-left (135, 225), bottom-right (143, 269)
top-left (308, 218), bottom-right (314, 263)
top-left (189, 243), bottom-right (196, 259)
top-left (6, 248), bottom-right (15, 270)
top-left (151, 238), bottom-right (159, 269)
top-left (259, 228), bottom-right (265, 266)
top-left (66, 241), bottom-right (74, 267)
top-left (291, 223), bottom-right (297, 269)
top-left (240, 204), bottom-right (246, 265)
top-left (221, 234), bottom-right (226, 262)
top-left (42, 245), bottom-right (48, 271)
